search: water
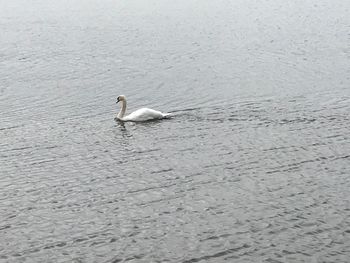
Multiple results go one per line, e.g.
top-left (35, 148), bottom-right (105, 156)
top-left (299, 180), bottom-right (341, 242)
top-left (1, 0), bottom-right (349, 262)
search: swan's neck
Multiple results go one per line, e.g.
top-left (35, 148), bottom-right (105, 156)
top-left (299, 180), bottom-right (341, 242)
top-left (117, 100), bottom-right (127, 119)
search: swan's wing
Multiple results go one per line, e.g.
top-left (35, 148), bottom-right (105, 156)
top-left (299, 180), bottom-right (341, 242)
top-left (123, 108), bottom-right (167, 121)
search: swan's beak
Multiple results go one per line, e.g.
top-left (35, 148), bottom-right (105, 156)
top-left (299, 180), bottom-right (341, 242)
top-left (116, 98), bottom-right (120, 104)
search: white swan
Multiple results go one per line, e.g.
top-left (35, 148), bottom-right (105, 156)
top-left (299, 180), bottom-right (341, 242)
top-left (115, 95), bottom-right (171, 122)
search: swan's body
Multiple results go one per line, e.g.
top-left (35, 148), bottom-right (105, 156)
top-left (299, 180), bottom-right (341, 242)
top-left (115, 95), bottom-right (170, 122)
top-left (120, 107), bottom-right (169, 122)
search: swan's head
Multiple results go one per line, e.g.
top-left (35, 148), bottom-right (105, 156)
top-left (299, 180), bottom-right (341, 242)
top-left (116, 95), bottom-right (126, 104)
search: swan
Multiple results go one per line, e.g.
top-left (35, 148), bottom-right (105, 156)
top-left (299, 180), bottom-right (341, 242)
top-left (115, 95), bottom-right (171, 122)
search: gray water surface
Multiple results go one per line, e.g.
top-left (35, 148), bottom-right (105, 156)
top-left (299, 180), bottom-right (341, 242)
top-left (1, 0), bottom-right (350, 262)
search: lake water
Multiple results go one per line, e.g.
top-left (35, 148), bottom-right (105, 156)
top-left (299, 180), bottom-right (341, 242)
top-left (1, 0), bottom-right (349, 262)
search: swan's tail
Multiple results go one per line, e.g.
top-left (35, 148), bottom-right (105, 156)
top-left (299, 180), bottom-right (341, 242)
top-left (162, 113), bottom-right (172, 119)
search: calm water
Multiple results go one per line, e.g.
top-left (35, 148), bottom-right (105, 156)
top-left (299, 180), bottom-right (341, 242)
top-left (1, 0), bottom-right (350, 262)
